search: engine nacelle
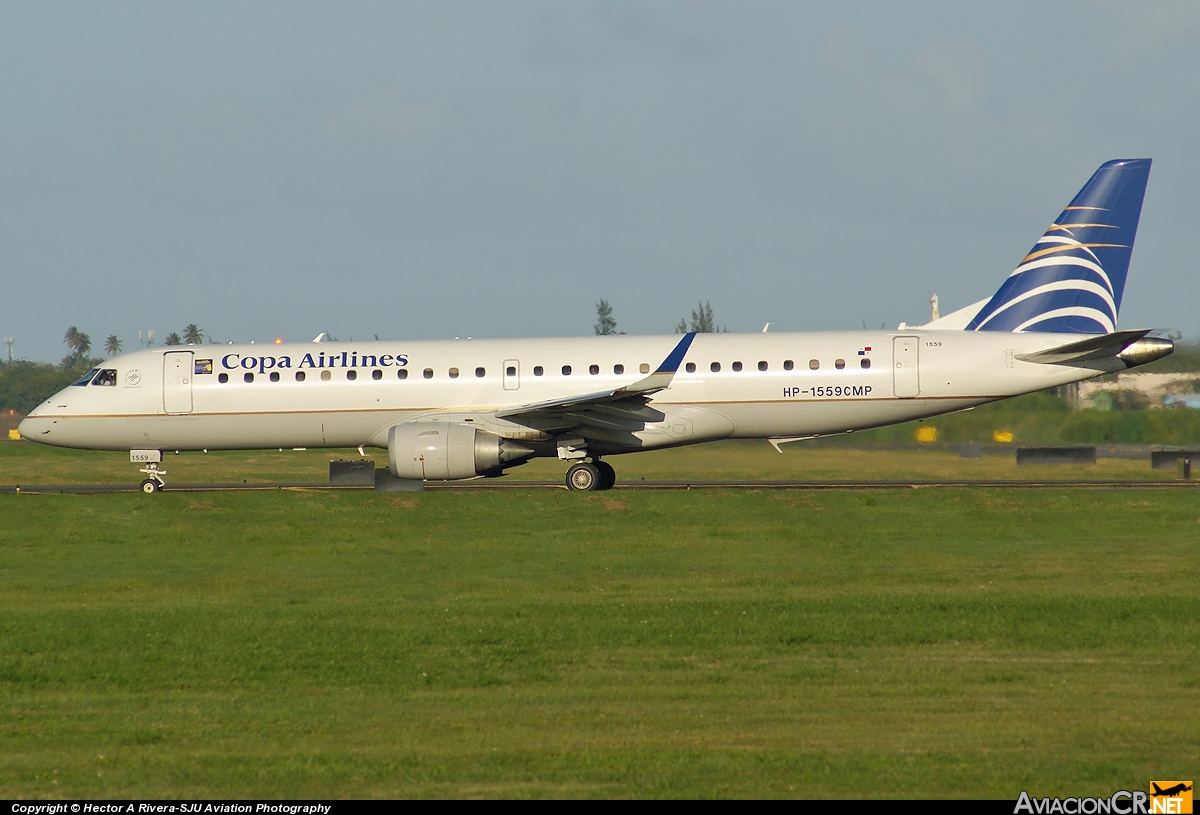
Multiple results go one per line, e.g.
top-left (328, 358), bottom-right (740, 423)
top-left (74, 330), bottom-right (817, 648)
top-left (388, 422), bottom-right (534, 480)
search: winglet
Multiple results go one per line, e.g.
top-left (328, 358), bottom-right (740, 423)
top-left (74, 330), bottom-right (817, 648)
top-left (618, 332), bottom-right (696, 396)
top-left (494, 333), bottom-right (698, 421)
top-left (657, 332), bottom-right (695, 374)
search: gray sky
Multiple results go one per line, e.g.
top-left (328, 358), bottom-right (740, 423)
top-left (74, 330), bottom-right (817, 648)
top-left (3, 1), bottom-right (1200, 362)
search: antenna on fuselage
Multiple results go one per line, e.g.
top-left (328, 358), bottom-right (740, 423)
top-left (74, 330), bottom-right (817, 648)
top-left (312, 332), bottom-right (328, 343)
top-left (762, 323), bottom-right (772, 333)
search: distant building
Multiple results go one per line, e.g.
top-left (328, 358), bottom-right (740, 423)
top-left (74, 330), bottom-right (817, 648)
top-left (1076, 372), bottom-right (1200, 410)
top-left (1163, 394), bottom-right (1200, 409)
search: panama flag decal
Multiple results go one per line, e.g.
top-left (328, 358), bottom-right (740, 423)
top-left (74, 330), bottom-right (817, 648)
top-left (858, 347), bottom-right (871, 356)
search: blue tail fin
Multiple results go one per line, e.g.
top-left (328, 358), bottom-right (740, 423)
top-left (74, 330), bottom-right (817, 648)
top-left (966, 159), bottom-right (1151, 334)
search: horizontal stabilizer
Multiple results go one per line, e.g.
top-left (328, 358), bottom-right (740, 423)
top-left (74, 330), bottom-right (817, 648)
top-left (1014, 329), bottom-right (1171, 367)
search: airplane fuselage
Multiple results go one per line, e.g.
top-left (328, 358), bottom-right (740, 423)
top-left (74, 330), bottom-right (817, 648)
top-left (20, 329), bottom-right (1114, 456)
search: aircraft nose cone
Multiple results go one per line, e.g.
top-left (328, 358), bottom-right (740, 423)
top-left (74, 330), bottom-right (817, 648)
top-left (16, 416), bottom-right (32, 440)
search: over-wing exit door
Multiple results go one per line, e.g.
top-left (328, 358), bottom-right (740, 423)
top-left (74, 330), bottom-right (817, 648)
top-left (503, 359), bottom-right (520, 391)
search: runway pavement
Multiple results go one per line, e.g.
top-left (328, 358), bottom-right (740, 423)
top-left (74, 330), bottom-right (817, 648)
top-left (4, 478), bottom-right (1199, 494)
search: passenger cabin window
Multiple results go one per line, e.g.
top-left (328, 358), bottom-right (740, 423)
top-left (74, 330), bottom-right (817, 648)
top-left (71, 368), bottom-right (100, 386)
top-left (860, 358), bottom-right (871, 369)
top-left (218, 373), bottom-right (229, 383)
top-left (397, 369), bottom-right (408, 380)
top-left (269, 372), bottom-right (280, 382)
top-left (321, 370), bottom-right (332, 381)
top-left (449, 367), bottom-right (459, 379)
top-left (732, 361), bottom-right (743, 372)
top-left (296, 371), bottom-right (306, 382)
top-left (809, 359), bottom-right (819, 370)
top-left (589, 364), bottom-right (599, 375)
top-left (686, 362), bottom-right (696, 373)
top-left (562, 365), bottom-right (572, 376)
top-left (533, 366), bottom-right (544, 376)
top-left (347, 369), bottom-right (358, 381)
top-left (475, 367), bottom-right (486, 378)
top-left (244, 373), bottom-right (254, 383)
top-left (758, 361), bottom-right (768, 372)
top-left (507, 366), bottom-right (517, 377)
top-left (784, 360), bottom-right (794, 371)
top-left (835, 358), bottom-right (846, 370)
top-left (614, 364), bottom-right (624, 375)
top-left (423, 368), bottom-right (434, 379)
top-left (640, 363), bottom-right (650, 374)
top-left (91, 369), bottom-right (117, 386)
top-left (710, 362), bottom-right (721, 372)
top-left (372, 369), bottom-right (383, 380)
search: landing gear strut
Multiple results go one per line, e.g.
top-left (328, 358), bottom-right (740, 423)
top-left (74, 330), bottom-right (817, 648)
top-left (139, 463), bottom-right (166, 494)
top-left (565, 460), bottom-right (616, 491)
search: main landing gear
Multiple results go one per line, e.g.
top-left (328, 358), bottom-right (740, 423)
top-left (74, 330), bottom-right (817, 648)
top-left (565, 460), bottom-right (616, 492)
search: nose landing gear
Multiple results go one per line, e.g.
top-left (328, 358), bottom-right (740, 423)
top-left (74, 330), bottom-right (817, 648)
top-left (131, 450), bottom-right (167, 493)
top-left (565, 459), bottom-right (617, 491)
top-left (139, 463), bottom-right (166, 493)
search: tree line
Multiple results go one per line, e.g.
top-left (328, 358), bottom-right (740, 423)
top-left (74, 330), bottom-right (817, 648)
top-left (593, 300), bottom-right (726, 335)
top-left (63, 324), bottom-right (207, 362)
top-left (0, 324), bottom-right (207, 414)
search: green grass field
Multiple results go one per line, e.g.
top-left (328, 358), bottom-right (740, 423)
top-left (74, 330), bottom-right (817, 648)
top-left (2, 451), bottom-right (1197, 797)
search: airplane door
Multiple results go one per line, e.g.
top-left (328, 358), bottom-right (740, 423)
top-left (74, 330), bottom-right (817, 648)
top-left (892, 337), bottom-right (920, 398)
top-left (503, 359), bottom-right (519, 391)
top-left (163, 351), bottom-right (194, 414)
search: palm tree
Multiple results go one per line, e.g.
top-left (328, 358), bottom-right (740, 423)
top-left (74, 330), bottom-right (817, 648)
top-left (164, 332), bottom-right (182, 346)
top-left (183, 324), bottom-right (203, 344)
top-left (104, 335), bottom-right (122, 356)
top-left (73, 332), bottom-right (92, 356)
top-left (61, 328), bottom-right (92, 369)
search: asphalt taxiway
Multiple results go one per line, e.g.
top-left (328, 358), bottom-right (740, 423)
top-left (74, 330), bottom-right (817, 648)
top-left (4, 479), bottom-right (1199, 494)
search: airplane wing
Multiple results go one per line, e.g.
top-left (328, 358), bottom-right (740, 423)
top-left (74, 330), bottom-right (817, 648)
top-left (495, 333), bottom-right (696, 434)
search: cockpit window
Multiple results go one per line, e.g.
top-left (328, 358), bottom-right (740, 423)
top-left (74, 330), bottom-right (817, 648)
top-left (71, 368), bottom-right (101, 386)
top-left (92, 369), bottom-right (118, 386)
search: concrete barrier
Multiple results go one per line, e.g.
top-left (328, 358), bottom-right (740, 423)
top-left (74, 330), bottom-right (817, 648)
top-left (1150, 449), bottom-right (1200, 471)
top-left (1016, 447), bottom-right (1097, 465)
top-left (374, 468), bottom-right (425, 492)
top-left (329, 459), bottom-right (375, 485)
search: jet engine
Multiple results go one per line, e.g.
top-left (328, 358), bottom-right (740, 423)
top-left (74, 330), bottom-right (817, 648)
top-left (387, 422), bottom-right (535, 480)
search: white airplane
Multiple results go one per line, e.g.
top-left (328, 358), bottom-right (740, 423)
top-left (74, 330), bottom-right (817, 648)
top-left (19, 159), bottom-right (1172, 492)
